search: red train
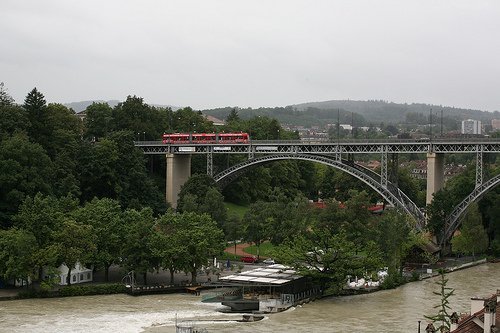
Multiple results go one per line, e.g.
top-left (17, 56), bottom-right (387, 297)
top-left (162, 132), bottom-right (250, 144)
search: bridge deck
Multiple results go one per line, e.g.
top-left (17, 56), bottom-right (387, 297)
top-left (135, 138), bottom-right (500, 155)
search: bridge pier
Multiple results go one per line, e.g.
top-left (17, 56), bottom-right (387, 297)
top-left (166, 153), bottom-right (191, 209)
top-left (426, 152), bottom-right (445, 205)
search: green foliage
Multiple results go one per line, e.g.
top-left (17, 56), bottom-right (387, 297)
top-left (0, 228), bottom-right (37, 282)
top-left (0, 104), bottom-right (30, 140)
top-left (0, 82), bottom-right (15, 106)
top-left (12, 194), bottom-right (78, 282)
top-left (55, 219), bottom-right (96, 285)
top-left (0, 135), bottom-right (54, 227)
top-left (226, 108), bottom-right (240, 123)
top-left (77, 131), bottom-right (166, 214)
top-left (73, 198), bottom-right (123, 281)
top-left (121, 208), bottom-right (158, 284)
top-left (424, 269), bottom-right (455, 331)
top-left (177, 174), bottom-right (226, 225)
top-left (17, 283), bottom-right (127, 298)
top-left (58, 283), bottom-right (127, 296)
top-left (224, 202), bottom-right (248, 220)
top-left (451, 202), bottom-right (489, 257)
top-left (242, 242), bottom-right (276, 257)
top-left (379, 272), bottom-right (406, 290)
top-left (274, 229), bottom-right (375, 294)
top-left (374, 210), bottom-right (420, 273)
top-left (152, 211), bottom-right (224, 284)
top-left (83, 102), bottom-right (114, 139)
top-left (112, 95), bottom-right (166, 140)
top-left (426, 188), bottom-right (455, 237)
top-left (241, 201), bottom-right (273, 258)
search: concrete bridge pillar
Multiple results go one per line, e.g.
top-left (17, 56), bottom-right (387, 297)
top-left (426, 152), bottom-right (445, 205)
top-left (166, 154), bottom-right (191, 209)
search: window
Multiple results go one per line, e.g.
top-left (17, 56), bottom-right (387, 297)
top-left (72, 275), bottom-right (76, 282)
top-left (80, 274), bottom-right (83, 281)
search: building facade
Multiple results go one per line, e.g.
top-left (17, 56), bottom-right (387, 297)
top-left (461, 119), bottom-right (482, 135)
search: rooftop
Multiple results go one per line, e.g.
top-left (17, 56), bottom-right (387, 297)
top-left (218, 264), bottom-right (302, 286)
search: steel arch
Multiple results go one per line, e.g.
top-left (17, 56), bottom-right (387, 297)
top-left (441, 173), bottom-right (500, 245)
top-left (214, 154), bottom-right (426, 230)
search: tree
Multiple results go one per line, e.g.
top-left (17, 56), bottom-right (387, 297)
top-left (0, 135), bottom-right (54, 228)
top-left (274, 228), bottom-right (376, 294)
top-left (112, 95), bottom-right (165, 140)
top-left (173, 107), bottom-right (214, 133)
top-left (0, 104), bottom-right (30, 140)
top-left (177, 174), bottom-right (226, 224)
top-left (151, 211), bottom-right (224, 284)
top-left (24, 88), bottom-right (49, 146)
top-left (83, 102), bottom-right (114, 140)
top-left (226, 108), bottom-right (240, 123)
top-left (266, 191), bottom-right (311, 245)
top-left (341, 190), bottom-right (375, 253)
top-left (425, 269), bottom-right (455, 331)
top-left (0, 228), bottom-right (37, 286)
top-left (242, 201), bottom-right (273, 259)
top-left (375, 210), bottom-right (420, 274)
top-left (426, 189), bottom-right (454, 238)
top-left (121, 208), bottom-right (159, 285)
top-left (199, 187), bottom-right (227, 226)
top-left (77, 131), bottom-right (166, 214)
top-left (43, 103), bottom-right (82, 158)
top-left (0, 82), bottom-right (15, 107)
top-left (55, 219), bottom-right (96, 285)
top-left (13, 194), bottom-right (78, 281)
top-left (149, 212), bottom-right (183, 285)
top-left (451, 202), bottom-right (489, 257)
top-left (73, 198), bottom-right (123, 282)
top-left (223, 214), bottom-right (243, 255)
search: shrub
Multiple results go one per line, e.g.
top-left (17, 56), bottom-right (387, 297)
top-left (58, 283), bottom-right (127, 297)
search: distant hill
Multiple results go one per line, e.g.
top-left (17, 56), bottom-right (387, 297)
top-left (202, 100), bottom-right (499, 127)
top-left (65, 100), bottom-right (180, 113)
top-left (291, 100), bottom-right (499, 124)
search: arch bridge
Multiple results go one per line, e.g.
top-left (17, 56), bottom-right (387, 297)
top-left (136, 138), bottom-right (500, 246)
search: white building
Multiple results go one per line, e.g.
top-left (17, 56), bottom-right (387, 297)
top-left (43, 262), bottom-right (93, 286)
top-left (461, 119), bottom-right (482, 135)
top-left (492, 119), bottom-right (500, 131)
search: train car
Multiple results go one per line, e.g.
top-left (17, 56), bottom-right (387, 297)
top-left (191, 133), bottom-right (217, 143)
top-left (218, 132), bottom-right (250, 143)
top-left (162, 132), bottom-right (250, 144)
top-left (162, 133), bottom-right (190, 144)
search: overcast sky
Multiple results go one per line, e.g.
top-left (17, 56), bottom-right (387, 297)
top-left (1, 1), bottom-right (499, 111)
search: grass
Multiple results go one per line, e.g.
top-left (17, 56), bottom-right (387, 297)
top-left (243, 242), bottom-right (276, 258)
top-left (224, 202), bottom-right (248, 219)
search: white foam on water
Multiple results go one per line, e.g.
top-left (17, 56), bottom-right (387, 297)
top-left (3, 306), bottom-right (223, 333)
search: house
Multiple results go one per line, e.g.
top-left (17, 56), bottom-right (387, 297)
top-left (450, 290), bottom-right (499, 333)
top-left (204, 264), bottom-right (321, 313)
top-left (44, 262), bottom-right (93, 286)
top-left (203, 115), bottom-right (225, 126)
top-left (428, 290), bottom-right (500, 333)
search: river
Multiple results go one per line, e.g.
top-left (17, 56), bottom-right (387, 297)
top-left (0, 263), bottom-right (498, 333)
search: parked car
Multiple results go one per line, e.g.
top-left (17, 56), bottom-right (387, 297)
top-left (240, 255), bottom-right (257, 263)
top-left (262, 258), bottom-right (275, 265)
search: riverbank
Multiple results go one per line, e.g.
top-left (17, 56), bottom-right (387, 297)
top-left (2, 263), bottom-right (499, 333)
top-left (0, 255), bottom-right (494, 302)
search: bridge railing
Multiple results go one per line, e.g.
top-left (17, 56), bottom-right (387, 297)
top-left (134, 137), bottom-right (500, 146)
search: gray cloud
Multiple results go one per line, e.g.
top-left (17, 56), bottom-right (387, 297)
top-left (1, 0), bottom-right (499, 111)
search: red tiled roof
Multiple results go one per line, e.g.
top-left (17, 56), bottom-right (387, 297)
top-left (451, 295), bottom-right (499, 333)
